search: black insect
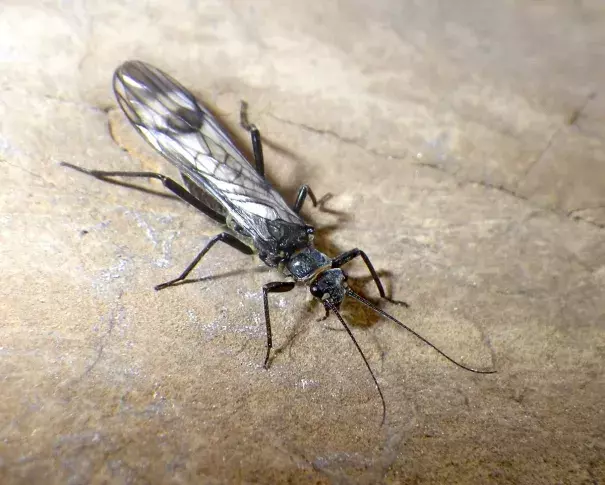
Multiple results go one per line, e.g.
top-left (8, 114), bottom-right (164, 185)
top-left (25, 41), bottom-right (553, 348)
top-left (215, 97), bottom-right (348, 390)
top-left (63, 60), bottom-right (494, 423)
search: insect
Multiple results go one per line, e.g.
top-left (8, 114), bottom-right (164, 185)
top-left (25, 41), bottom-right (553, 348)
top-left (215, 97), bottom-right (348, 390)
top-left (63, 60), bottom-right (495, 423)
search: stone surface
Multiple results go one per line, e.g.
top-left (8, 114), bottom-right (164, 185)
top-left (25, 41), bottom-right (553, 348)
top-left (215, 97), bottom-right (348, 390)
top-left (1, 1), bottom-right (604, 484)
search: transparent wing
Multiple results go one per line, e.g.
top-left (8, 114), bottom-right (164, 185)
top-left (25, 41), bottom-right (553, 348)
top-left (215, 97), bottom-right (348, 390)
top-left (113, 60), bottom-right (310, 259)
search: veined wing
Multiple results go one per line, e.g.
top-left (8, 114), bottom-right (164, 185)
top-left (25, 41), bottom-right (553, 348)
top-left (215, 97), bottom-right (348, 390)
top-left (112, 60), bottom-right (309, 258)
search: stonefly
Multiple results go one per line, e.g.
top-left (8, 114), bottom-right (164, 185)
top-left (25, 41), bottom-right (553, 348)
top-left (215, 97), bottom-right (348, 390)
top-left (63, 60), bottom-right (495, 423)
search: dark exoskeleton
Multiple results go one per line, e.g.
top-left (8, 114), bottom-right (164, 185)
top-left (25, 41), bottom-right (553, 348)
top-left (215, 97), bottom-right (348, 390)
top-left (63, 61), bottom-right (494, 423)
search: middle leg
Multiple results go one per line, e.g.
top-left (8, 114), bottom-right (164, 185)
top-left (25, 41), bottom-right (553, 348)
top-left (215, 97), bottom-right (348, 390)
top-left (293, 185), bottom-right (334, 213)
top-left (240, 101), bottom-right (265, 177)
top-left (293, 185), bottom-right (318, 213)
top-left (155, 232), bottom-right (253, 291)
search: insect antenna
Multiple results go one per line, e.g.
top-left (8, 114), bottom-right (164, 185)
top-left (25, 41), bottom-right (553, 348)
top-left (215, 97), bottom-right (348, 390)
top-left (324, 300), bottom-right (387, 425)
top-left (345, 289), bottom-right (496, 374)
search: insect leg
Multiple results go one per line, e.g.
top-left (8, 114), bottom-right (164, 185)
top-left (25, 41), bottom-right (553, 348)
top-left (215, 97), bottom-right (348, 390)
top-left (293, 185), bottom-right (318, 213)
top-left (155, 232), bottom-right (254, 291)
top-left (239, 101), bottom-right (264, 177)
top-left (294, 186), bottom-right (334, 213)
top-left (61, 162), bottom-right (226, 224)
top-left (262, 281), bottom-right (296, 368)
top-left (332, 249), bottom-right (408, 306)
top-left (318, 306), bottom-right (330, 321)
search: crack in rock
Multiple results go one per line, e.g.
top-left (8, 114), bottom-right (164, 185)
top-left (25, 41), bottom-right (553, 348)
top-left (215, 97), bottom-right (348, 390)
top-left (268, 113), bottom-right (603, 231)
top-left (412, 160), bottom-right (604, 231)
top-left (268, 113), bottom-right (408, 161)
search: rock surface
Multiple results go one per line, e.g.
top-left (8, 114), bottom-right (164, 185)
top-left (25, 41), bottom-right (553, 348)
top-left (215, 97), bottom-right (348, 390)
top-left (1, 1), bottom-right (603, 483)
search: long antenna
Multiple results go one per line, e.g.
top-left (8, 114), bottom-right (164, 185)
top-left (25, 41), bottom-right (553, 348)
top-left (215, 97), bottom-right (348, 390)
top-left (324, 300), bottom-right (387, 425)
top-left (345, 289), bottom-right (496, 374)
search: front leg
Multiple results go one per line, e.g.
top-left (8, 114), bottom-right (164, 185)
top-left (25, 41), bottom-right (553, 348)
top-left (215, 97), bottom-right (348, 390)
top-left (262, 281), bottom-right (296, 368)
top-left (331, 249), bottom-right (408, 307)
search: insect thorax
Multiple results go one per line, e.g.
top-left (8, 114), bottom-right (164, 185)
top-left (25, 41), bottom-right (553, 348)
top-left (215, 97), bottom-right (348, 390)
top-left (284, 247), bottom-right (332, 281)
top-left (259, 220), bottom-right (315, 268)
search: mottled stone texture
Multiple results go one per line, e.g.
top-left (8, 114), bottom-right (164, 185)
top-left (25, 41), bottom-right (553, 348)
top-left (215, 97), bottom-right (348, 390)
top-left (1, 1), bottom-right (603, 484)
